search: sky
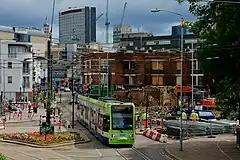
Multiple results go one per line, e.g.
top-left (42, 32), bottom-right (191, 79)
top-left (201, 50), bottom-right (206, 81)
top-left (0, 0), bottom-right (195, 43)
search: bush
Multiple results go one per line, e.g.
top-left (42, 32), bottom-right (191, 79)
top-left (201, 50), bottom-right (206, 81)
top-left (0, 153), bottom-right (7, 160)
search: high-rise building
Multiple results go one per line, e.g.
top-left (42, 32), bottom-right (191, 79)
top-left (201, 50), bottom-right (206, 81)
top-left (43, 17), bottom-right (50, 37)
top-left (113, 24), bottom-right (132, 45)
top-left (59, 7), bottom-right (96, 44)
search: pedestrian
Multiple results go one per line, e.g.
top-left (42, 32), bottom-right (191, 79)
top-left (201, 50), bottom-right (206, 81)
top-left (7, 103), bottom-right (12, 120)
top-left (190, 110), bottom-right (199, 122)
top-left (28, 101), bottom-right (32, 119)
top-left (31, 102), bottom-right (37, 120)
top-left (181, 111), bottom-right (187, 124)
top-left (12, 104), bottom-right (18, 118)
top-left (17, 106), bottom-right (23, 120)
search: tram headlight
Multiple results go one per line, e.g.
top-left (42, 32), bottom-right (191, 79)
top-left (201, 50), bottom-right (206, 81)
top-left (111, 134), bottom-right (116, 138)
top-left (130, 134), bottom-right (134, 137)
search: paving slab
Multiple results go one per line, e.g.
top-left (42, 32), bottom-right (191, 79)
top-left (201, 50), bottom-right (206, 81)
top-left (165, 135), bottom-right (240, 160)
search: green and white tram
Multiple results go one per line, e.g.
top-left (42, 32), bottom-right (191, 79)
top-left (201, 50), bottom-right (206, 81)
top-left (76, 95), bottom-right (135, 145)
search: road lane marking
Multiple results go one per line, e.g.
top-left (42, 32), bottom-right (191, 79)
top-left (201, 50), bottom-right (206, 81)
top-left (95, 148), bottom-right (103, 157)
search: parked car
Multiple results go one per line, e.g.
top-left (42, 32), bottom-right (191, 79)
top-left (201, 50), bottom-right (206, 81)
top-left (64, 87), bottom-right (71, 92)
top-left (59, 86), bottom-right (65, 91)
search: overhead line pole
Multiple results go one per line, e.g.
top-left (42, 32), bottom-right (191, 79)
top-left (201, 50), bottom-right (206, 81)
top-left (46, 0), bottom-right (56, 125)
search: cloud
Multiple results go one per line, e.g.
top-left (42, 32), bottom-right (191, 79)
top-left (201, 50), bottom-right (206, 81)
top-left (0, 0), bottom-right (195, 43)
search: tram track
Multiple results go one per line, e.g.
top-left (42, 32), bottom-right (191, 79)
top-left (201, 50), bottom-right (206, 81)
top-left (113, 146), bottom-right (152, 160)
top-left (61, 94), bottom-right (169, 160)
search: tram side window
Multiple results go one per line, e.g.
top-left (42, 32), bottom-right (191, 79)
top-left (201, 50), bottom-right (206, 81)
top-left (85, 107), bottom-right (89, 119)
top-left (80, 105), bottom-right (84, 115)
top-left (98, 114), bottom-right (103, 130)
top-left (93, 111), bottom-right (97, 125)
top-left (103, 116), bottom-right (110, 132)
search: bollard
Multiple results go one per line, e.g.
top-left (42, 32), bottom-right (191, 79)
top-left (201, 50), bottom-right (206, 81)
top-left (58, 119), bottom-right (62, 130)
top-left (3, 116), bottom-right (6, 129)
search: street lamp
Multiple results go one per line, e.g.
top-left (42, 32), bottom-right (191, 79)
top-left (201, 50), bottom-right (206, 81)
top-left (151, 8), bottom-right (184, 151)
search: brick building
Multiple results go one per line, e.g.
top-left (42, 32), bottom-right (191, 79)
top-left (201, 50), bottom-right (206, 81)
top-left (83, 52), bottom-right (205, 88)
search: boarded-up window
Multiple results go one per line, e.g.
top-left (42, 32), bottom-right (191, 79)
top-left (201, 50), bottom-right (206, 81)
top-left (152, 61), bottom-right (163, 70)
top-left (177, 62), bottom-right (181, 70)
top-left (152, 76), bottom-right (163, 85)
top-left (176, 76), bottom-right (182, 85)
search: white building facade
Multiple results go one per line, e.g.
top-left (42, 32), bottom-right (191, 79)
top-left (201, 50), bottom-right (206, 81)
top-left (113, 24), bottom-right (132, 45)
top-left (0, 40), bottom-right (33, 102)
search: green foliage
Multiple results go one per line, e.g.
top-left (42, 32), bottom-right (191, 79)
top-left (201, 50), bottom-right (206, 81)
top-left (215, 78), bottom-right (240, 119)
top-left (176, 0), bottom-right (240, 117)
top-left (0, 153), bottom-right (7, 160)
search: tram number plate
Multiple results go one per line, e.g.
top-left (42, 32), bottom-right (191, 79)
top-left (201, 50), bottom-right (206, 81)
top-left (120, 134), bottom-right (125, 137)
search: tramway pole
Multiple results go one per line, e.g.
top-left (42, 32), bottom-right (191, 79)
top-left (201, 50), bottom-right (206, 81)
top-left (46, 0), bottom-right (56, 125)
top-left (46, 39), bottom-right (52, 125)
top-left (71, 53), bottom-right (75, 129)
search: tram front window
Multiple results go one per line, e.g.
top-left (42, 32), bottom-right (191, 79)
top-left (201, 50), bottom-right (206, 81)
top-left (111, 105), bottom-right (133, 130)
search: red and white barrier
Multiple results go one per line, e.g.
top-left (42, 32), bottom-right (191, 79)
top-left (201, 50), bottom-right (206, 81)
top-left (143, 129), bottom-right (168, 143)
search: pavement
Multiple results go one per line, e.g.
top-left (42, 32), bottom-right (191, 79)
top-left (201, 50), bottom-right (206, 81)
top-left (165, 134), bottom-right (240, 160)
top-left (1, 107), bottom-right (46, 124)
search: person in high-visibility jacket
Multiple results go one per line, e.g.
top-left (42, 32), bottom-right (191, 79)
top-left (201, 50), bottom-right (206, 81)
top-left (190, 110), bottom-right (199, 122)
top-left (181, 111), bottom-right (187, 121)
top-left (142, 113), bottom-right (149, 128)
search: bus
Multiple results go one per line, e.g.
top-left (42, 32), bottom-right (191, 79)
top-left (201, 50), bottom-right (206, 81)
top-left (76, 95), bottom-right (135, 145)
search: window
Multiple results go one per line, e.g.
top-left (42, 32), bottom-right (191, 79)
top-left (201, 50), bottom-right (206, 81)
top-left (198, 76), bottom-right (203, 86)
top-left (7, 62), bottom-right (12, 69)
top-left (103, 116), bottom-right (110, 132)
top-left (123, 61), bottom-right (136, 70)
top-left (8, 46), bottom-right (27, 58)
top-left (101, 74), bottom-right (107, 84)
top-left (111, 105), bottom-right (133, 130)
top-left (152, 76), bottom-right (163, 85)
top-left (23, 76), bottom-right (30, 88)
top-left (176, 76), bottom-right (182, 85)
top-left (152, 61), bottom-right (163, 70)
top-left (192, 59), bottom-right (199, 70)
top-left (8, 46), bottom-right (17, 58)
top-left (123, 61), bottom-right (129, 70)
top-left (8, 76), bottom-right (12, 83)
top-left (23, 62), bottom-right (30, 74)
top-left (177, 62), bottom-right (181, 70)
top-left (14, 33), bottom-right (30, 42)
top-left (193, 76), bottom-right (197, 86)
top-left (129, 61), bottom-right (136, 70)
top-left (124, 76), bottom-right (129, 84)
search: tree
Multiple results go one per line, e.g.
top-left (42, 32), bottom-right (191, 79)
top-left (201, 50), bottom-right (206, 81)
top-left (176, 0), bottom-right (240, 118)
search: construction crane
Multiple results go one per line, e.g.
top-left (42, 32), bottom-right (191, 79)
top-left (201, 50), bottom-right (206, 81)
top-left (96, 13), bottom-right (104, 21)
top-left (120, 2), bottom-right (127, 27)
top-left (105, 0), bottom-right (110, 44)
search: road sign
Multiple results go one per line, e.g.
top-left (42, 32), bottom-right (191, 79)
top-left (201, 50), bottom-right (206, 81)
top-left (40, 125), bottom-right (54, 134)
